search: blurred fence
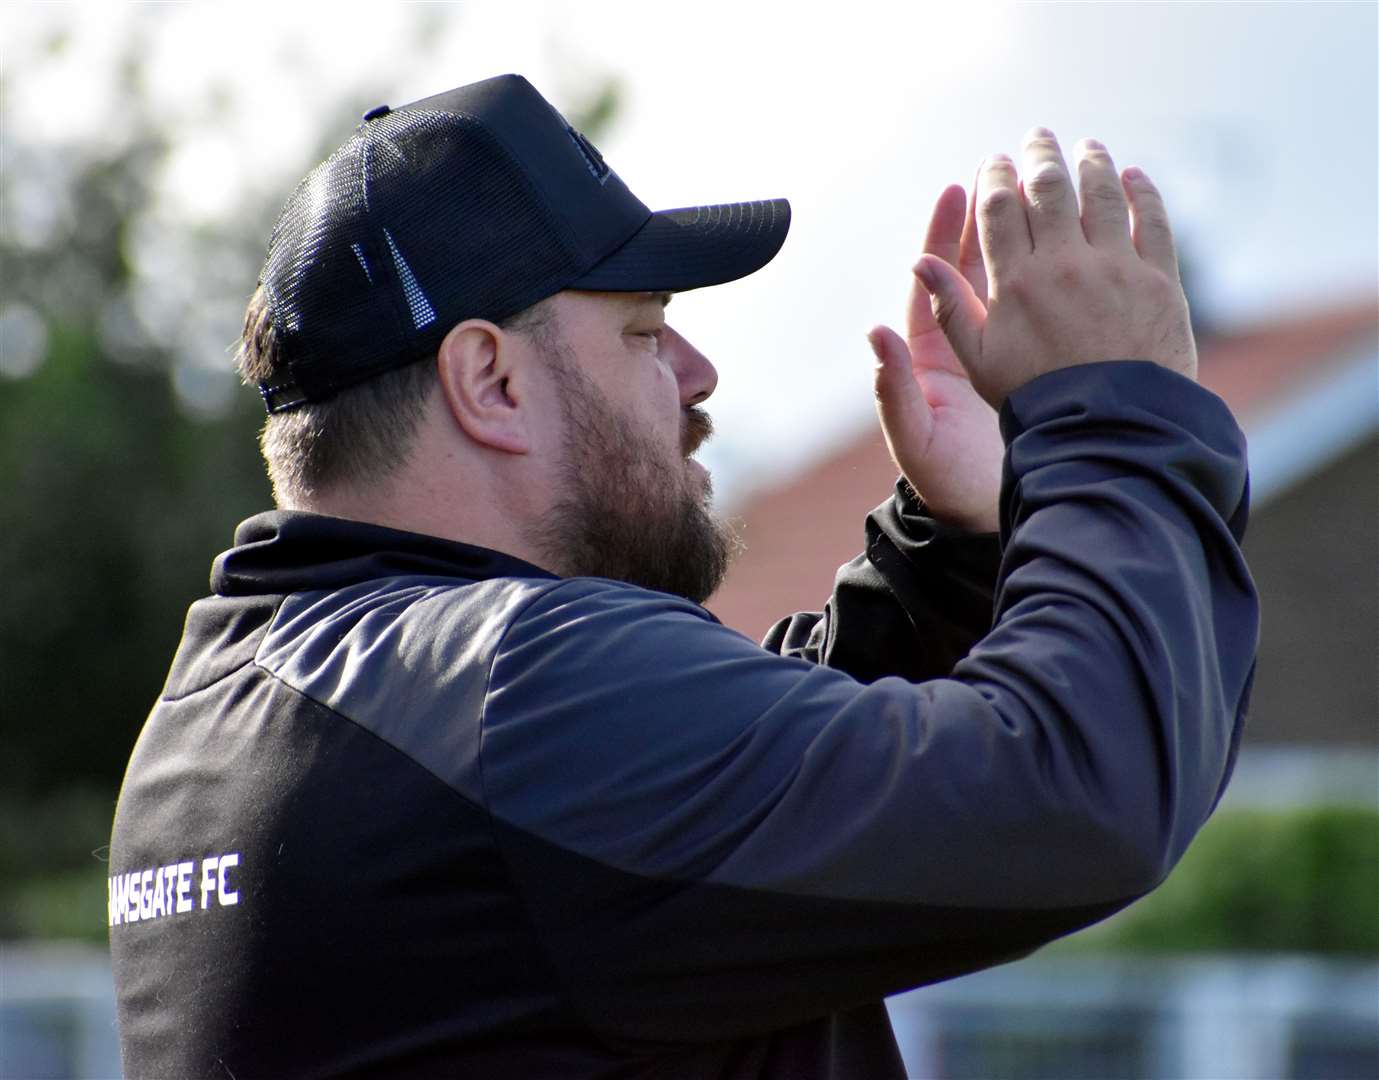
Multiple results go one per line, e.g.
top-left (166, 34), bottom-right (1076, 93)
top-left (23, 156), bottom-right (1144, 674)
top-left (3, 942), bottom-right (1376, 1079)
top-left (887, 952), bottom-right (1379, 1080)
top-left (1, 943), bottom-right (118, 1079)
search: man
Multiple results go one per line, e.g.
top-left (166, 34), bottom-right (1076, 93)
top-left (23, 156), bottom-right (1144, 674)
top-left (109, 74), bottom-right (1257, 1078)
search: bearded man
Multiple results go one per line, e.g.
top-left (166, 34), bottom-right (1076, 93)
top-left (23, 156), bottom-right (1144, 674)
top-left (109, 75), bottom-right (1257, 1078)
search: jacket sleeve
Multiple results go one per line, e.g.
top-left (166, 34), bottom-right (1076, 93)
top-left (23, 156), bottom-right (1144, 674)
top-left (476, 361), bottom-right (1258, 1047)
top-left (761, 479), bottom-right (1003, 682)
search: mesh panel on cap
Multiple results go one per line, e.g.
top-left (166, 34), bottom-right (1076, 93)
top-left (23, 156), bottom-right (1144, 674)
top-left (259, 108), bottom-right (583, 404)
top-left (263, 139), bottom-right (375, 339)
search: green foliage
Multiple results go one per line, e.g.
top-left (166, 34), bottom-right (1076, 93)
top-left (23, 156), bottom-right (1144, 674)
top-left (9, 865), bottom-right (110, 944)
top-left (1077, 805), bottom-right (1379, 956)
top-left (567, 77), bottom-right (624, 142)
top-left (0, 789), bottom-right (115, 942)
top-left (0, 31), bottom-right (277, 929)
top-left (1, 154), bottom-right (272, 808)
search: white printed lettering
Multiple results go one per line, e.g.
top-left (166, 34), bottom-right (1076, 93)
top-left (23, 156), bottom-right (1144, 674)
top-left (108, 852), bottom-right (244, 930)
top-left (138, 869), bottom-right (154, 921)
top-left (151, 867), bottom-right (167, 919)
top-left (217, 853), bottom-right (240, 906)
top-left (175, 861), bottom-right (194, 913)
top-left (114, 873), bottom-right (128, 926)
top-left (201, 856), bottom-right (219, 910)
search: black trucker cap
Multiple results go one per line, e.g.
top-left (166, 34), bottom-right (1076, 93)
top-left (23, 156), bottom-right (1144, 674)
top-left (254, 73), bottom-right (791, 413)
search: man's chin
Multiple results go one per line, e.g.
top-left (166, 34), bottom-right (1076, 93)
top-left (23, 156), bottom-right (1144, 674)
top-left (687, 457), bottom-right (712, 493)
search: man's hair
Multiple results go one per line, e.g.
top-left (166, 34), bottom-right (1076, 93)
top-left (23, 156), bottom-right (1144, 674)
top-left (235, 287), bottom-right (552, 506)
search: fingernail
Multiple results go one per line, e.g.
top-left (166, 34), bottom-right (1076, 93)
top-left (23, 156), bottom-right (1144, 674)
top-left (866, 329), bottom-right (890, 363)
top-left (1123, 166), bottom-right (1145, 182)
top-left (985, 153), bottom-right (1013, 168)
top-left (1081, 137), bottom-right (1106, 152)
top-left (1028, 126), bottom-right (1056, 140)
top-left (915, 260), bottom-right (938, 292)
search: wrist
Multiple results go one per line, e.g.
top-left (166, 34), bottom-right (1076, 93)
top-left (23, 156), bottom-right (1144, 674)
top-left (900, 478), bottom-right (999, 534)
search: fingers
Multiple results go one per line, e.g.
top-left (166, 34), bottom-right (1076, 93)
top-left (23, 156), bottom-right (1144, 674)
top-left (1075, 138), bottom-right (1132, 249)
top-left (870, 324), bottom-right (926, 407)
top-left (1122, 166), bottom-right (1180, 278)
top-left (914, 253), bottom-right (987, 366)
top-left (959, 165), bottom-right (988, 303)
top-left (1019, 127), bottom-right (1079, 246)
top-left (909, 185), bottom-right (969, 341)
top-left (922, 184), bottom-right (967, 269)
top-left (975, 154), bottom-right (1029, 282)
top-left (869, 323), bottom-right (935, 455)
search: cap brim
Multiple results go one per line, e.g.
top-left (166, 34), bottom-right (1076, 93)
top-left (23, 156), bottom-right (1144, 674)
top-left (569, 198), bottom-right (790, 294)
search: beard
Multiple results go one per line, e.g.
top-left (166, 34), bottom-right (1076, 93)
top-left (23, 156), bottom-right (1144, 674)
top-left (528, 345), bottom-right (738, 605)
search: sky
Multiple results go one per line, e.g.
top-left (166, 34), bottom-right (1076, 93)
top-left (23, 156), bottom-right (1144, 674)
top-left (4, 0), bottom-right (1377, 502)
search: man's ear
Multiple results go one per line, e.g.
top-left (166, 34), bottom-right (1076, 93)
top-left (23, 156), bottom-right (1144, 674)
top-left (435, 319), bottom-right (532, 455)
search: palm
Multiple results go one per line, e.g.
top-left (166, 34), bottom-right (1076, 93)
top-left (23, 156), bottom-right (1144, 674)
top-left (871, 185), bottom-right (1003, 532)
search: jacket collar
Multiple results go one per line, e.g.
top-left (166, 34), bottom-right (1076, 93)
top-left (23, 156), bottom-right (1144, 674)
top-left (211, 511), bottom-right (558, 597)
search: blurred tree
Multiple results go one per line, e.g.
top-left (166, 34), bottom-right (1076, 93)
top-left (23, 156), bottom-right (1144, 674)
top-left (0, 14), bottom-right (620, 939)
top-left (0, 43), bottom-right (277, 933)
top-left (1069, 805), bottom-right (1379, 956)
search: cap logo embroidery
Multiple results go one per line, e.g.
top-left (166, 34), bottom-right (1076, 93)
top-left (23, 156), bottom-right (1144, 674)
top-left (566, 126), bottom-right (612, 186)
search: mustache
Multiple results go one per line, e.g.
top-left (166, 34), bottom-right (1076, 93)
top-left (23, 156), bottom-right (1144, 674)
top-left (682, 406), bottom-right (714, 456)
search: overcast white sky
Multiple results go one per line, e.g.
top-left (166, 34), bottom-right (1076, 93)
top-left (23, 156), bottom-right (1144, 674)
top-left (4, 1), bottom-right (1377, 501)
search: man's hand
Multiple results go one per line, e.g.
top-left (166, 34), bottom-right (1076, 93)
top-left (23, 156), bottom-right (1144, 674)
top-left (868, 185), bottom-right (1004, 533)
top-left (915, 128), bottom-right (1197, 408)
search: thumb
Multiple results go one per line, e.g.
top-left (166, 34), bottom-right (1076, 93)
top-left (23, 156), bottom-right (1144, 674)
top-left (914, 253), bottom-right (985, 366)
top-left (868, 323), bottom-right (934, 460)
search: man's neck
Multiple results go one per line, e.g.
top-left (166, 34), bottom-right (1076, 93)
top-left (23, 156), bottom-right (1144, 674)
top-left (288, 473), bottom-right (558, 579)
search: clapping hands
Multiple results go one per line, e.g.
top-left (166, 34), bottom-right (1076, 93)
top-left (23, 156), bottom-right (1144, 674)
top-left (870, 128), bottom-right (1196, 532)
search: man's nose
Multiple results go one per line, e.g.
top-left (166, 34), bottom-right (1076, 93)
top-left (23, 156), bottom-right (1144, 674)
top-left (663, 325), bottom-right (718, 406)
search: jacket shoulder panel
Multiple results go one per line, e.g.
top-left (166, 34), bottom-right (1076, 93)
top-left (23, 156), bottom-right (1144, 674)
top-left (256, 574), bottom-right (562, 804)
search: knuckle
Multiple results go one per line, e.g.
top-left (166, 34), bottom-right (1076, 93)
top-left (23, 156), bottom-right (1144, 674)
top-left (978, 186), bottom-right (1019, 220)
top-left (984, 156), bottom-right (1018, 179)
top-left (1132, 192), bottom-right (1170, 227)
top-left (1004, 268), bottom-right (1038, 303)
top-left (1147, 273), bottom-right (1181, 306)
top-left (1082, 178), bottom-right (1126, 213)
top-left (1025, 162), bottom-right (1068, 200)
top-left (1145, 210), bottom-right (1173, 235)
top-left (1130, 171), bottom-right (1161, 194)
top-left (1052, 258), bottom-right (1082, 291)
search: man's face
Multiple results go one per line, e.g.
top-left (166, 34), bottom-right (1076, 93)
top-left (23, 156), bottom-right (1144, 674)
top-left (526, 291), bottom-right (736, 604)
